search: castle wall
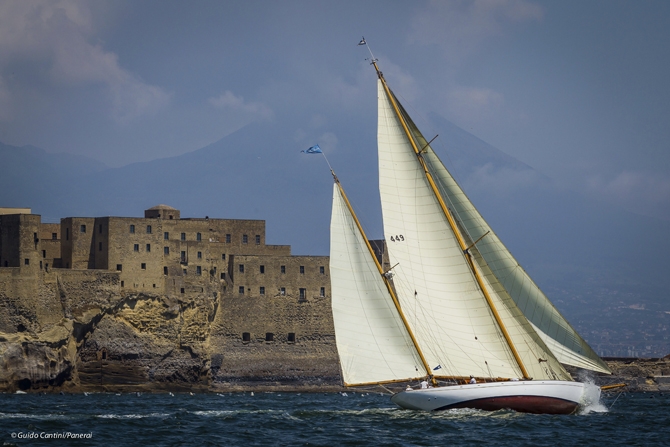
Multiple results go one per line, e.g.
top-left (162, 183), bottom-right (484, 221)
top-left (0, 206), bottom-right (342, 391)
top-left (39, 222), bottom-right (61, 270)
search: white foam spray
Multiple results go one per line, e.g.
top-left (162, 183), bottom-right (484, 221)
top-left (578, 372), bottom-right (608, 414)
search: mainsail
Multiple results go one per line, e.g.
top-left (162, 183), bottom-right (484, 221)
top-left (376, 79), bottom-right (571, 382)
top-left (388, 85), bottom-right (611, 375)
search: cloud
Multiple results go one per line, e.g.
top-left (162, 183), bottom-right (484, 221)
top-left (463, 162), bottom-right (544, 197)
top-left (409, 0), bottom-right (543, 63)
top-left (208, 91), bottom-right (273, 121)
top-left (585, 171), bottom-right (670, 221)
top-left (446, 86), bottom-right (504, 123)
top-left (408, 0), bottom-right (541, 127)
top-left (0, 0), bottom-right (170, 123)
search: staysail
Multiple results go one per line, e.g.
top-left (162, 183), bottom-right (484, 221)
top-left (376, 79), bottom-right (572, 381)
top-left (330, 182), bottom-right (427, 385)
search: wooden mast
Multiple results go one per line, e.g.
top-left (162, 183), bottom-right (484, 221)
top-left (331, 172), bottom-right (437, 385)
top-left (372, 61), bottom-right (531, 380)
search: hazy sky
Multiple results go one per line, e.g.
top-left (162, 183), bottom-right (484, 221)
top-left (1, 0), bottom-right (669, 221)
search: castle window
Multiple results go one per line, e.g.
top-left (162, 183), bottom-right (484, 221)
top-left (164, 247), bottom-right (169, 255)
top-left (222, 253), bottom-right (226, 260)
top-left (300, 266), bottom-right (305, 274)
top-left (239, 264), bottom-right (244, 273)
top-left (320, 287), bottom-right (325, 297)
top-left (52, 233), bottom-right (57, 240)
top-left (116, 264), bottom-right (122, 271)
top-left (164, 266), bottom-right (168, 275)
top-left (197, 251), bottom-right (202, 259)
top-left (239, 286), bottom-right (245, 294)
top-left (99, 224), bottom-right (102, 234)
top-left (146, 225), bottom-right (152, 234)
top-left (220, 272), bottom-right (226, 280)
top-left (66, 228), bottom-right (69, 240)
top-left (130, 225), bottom-right (135, 233)
top-left (80, 225), bottom-right (86, 233)
top-left (320, 266), bottom-right (325, 274)
top-left (42, 250), bottom-right (46, 258)
top-left (134, 244), bottom-right (139, 252)
top-left (121, 280), bottom-right (124, 287)
top-left (242, 332), bottom-right (250, 342)
top-left (260, 265), bottom-right (265, 274)
top-left (99, 242), bottom-right (102, 251)
top-left (146, 244), bottom-right (151, 252)
top-left (255, 235), bottom-right (260, 245)
top-left (260, 286), bottom-right (265, 295)
top-left (181, 288), bottom-right (185, 294)
top-left (280, 287), bottom-right (285, 296)
top-left (24, 258), bottom-right (29, 265)
top-left (197, 232), bottom-right (202, 241)
top-left (181, 233), bottom-right (186, 241)
top-left (196, 266), bottom-right (202, 276)
top-left (164, 232), bottom-right (169, 240)
top-left (299, 288), bottom-right (306, 300)
top-left (265, 333), bottom-right (274, 342)
top-left (141, 263), bottom-right (146, 270)
top-left (181, 251), bottom-right (186, 263)
top-left (225, 234), bottom-right (231, 243)
top-left (281, 265), bottom-right (285, 274)
top-left (288, 333), bottom-right (296, 343)
top-left (242, 234), bottom-right (248, 244)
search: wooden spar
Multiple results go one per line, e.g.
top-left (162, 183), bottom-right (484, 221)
top-left (600, 383), bottom-right (627, 391)
top-left (332, 173), bottom-right (437, 385)
top-left (372, 61), bottom-right (532, 380)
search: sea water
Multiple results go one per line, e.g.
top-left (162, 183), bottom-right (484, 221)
top-left (1, 390), bottom-right (668, 446)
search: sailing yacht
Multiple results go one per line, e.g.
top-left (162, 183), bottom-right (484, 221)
top-left (329, 57), bottom-right (611, 414)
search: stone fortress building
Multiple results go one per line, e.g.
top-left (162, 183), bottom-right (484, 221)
top-left (0, 205), bottom-right (340, 392)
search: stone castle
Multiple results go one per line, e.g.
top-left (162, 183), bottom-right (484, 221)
top-left (0, 205), bottom-right (341, 392)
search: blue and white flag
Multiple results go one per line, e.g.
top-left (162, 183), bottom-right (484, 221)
top-left (358, 38), bottom-right (366, 46)
top-left (302, 144), bottom-right (322, 154)
top-left (433, 365), bottom-right (442, 371)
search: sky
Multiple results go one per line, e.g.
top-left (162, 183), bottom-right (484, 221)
top-left (1, 0), bottom-right (669, 222)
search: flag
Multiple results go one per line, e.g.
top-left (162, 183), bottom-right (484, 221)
top-left (358, 38), bottom-right (366, 46)
top-left (433, 365), bottom-right (442, 371)
top-left (301, 144), bottom-right (322, 154)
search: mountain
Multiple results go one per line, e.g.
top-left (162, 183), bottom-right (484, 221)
top-left (1, 116), bottom-right (669, 356)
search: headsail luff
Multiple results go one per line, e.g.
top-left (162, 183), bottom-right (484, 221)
top-left (330, 181), bottom-right (429, 385)
top-left (376, 77), bottom-right (572, 381)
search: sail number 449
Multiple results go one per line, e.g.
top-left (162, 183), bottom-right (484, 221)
top-left (389, 235), bottom-right (404, 242)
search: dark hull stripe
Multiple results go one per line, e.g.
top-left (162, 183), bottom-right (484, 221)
top-left (433, 395), bottom-right (579, 415)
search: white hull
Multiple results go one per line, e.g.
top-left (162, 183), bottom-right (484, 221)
top-left (391, 380), bottom-right (590, 414)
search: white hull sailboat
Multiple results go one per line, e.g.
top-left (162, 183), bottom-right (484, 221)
top-left (391, 380), bottom-right (585, 414)
top-left (329, 45), bottom-right (611, 415)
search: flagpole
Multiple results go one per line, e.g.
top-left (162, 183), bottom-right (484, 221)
top-left (358, 36), bottom-right (377, 64)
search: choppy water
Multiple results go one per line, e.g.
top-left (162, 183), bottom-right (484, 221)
top-left (1, 390), bottom-right (668, 446)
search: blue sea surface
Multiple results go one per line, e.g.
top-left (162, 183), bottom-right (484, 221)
top-left (0, 391), bottom-right (668, 446)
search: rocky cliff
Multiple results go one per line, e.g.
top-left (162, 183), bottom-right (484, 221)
top-left (0, 268), bottom-right (341, 393)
